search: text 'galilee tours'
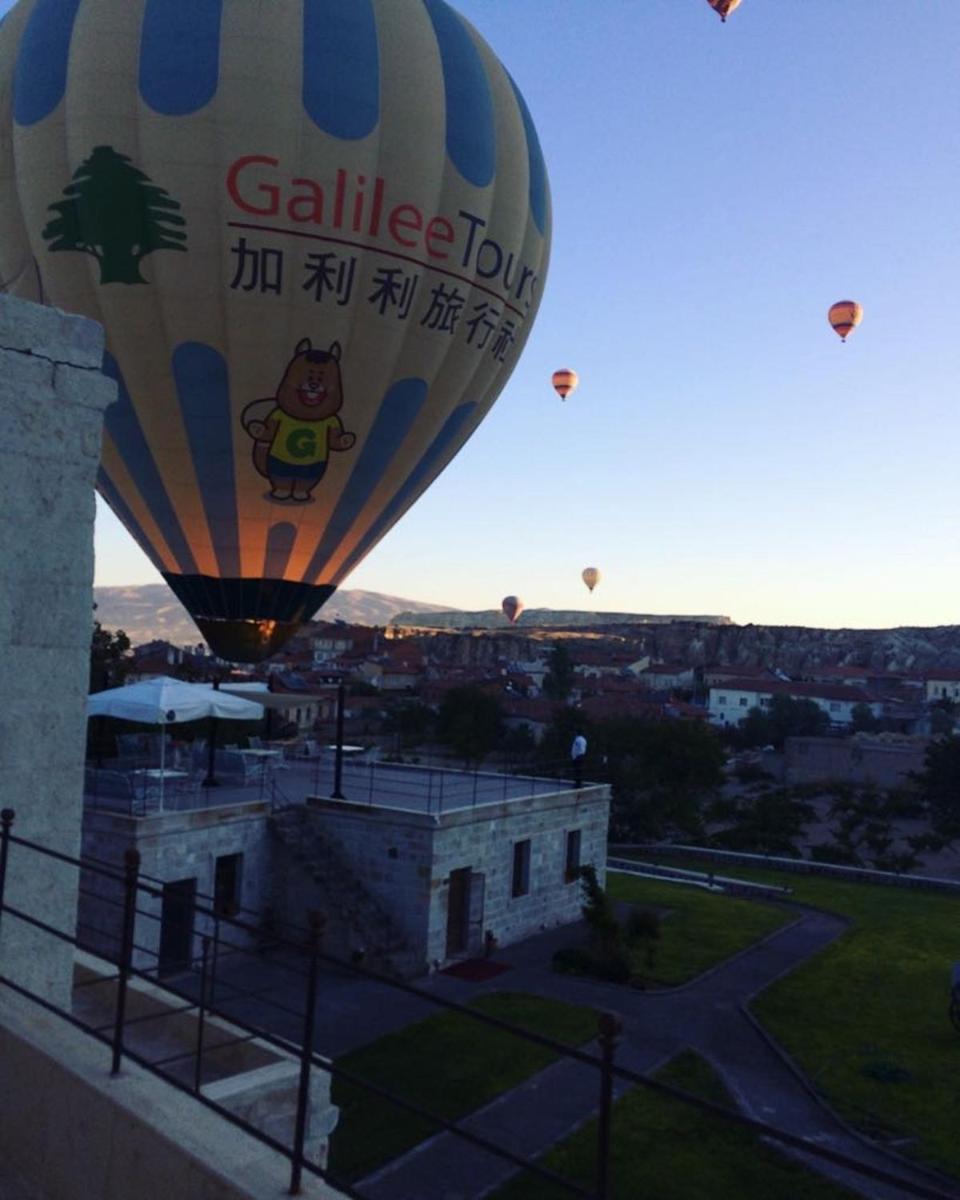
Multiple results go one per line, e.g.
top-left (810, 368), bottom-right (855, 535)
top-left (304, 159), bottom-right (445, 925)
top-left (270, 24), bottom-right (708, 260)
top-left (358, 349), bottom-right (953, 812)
top-left (226, 155), bottom-right (541, 308)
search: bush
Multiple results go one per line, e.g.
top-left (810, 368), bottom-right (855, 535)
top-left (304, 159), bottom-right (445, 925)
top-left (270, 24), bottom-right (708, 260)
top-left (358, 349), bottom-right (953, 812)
top-left (551, 945), bottom-right (632, 984)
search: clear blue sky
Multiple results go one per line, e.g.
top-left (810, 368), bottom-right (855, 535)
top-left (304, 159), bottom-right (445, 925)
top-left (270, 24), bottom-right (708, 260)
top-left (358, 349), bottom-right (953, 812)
top-left (8, 0), bottom-right (960, 628)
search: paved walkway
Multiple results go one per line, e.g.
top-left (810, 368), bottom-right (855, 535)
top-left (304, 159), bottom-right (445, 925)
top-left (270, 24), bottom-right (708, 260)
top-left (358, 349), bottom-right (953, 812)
top-left (201, 904), bottom-right (955, 1200)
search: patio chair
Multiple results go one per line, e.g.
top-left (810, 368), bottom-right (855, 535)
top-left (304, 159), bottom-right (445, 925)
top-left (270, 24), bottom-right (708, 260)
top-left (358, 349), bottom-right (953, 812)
top-left (295, 739), bottom-right (323, 761)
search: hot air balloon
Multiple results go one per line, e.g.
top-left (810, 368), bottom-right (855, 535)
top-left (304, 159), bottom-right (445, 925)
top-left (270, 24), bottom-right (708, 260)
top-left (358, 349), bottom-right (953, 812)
top-left (0, 0), bottom-right (551, 662)
top-left (582, 567), bottom-right (600, 593)
top-left (502, 595), bottom-right (523, 624)
top-left (706, 0), bottom-right (742, 21)
top-left (828, 301), bottom-right (863, 343)
top-left (552, 369), bottom-right (578, 401)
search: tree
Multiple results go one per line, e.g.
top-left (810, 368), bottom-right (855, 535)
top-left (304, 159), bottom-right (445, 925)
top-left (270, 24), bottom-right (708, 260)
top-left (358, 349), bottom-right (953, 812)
top-left (436, 687), bottom-right (503, 764)
top-left (912, 735), bottom-right (960, 839)
top-left (542, 642), bottom-right (576, 703)
top-left (850, 702), bottom-right (880, 733)
top-left (43, 145), bottom-right (186, 284)
top-left (90, 621), bottom-right (131, 693)
top-left (384, 700), bottom-right (433, 750)
top-left (736, 694), bottom-right (830, 749)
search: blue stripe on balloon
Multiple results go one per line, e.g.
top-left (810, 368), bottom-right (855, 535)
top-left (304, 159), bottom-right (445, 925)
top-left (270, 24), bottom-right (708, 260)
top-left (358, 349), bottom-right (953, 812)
top-left (101, 353), bottom-right (199, 575)
top-left (139, 0), bottom-right (222, 116)
top-left (96, 467), bottom-right (167, 575)
top-left (172, 342), bottom-right (240, 579)
top-left (422, 0), bottom-right (495, 188)
top-left (302, 0), bottom-right (379, 139)
top-left (13, 0), bottom-right (82, 126)
top-left (335, 401), bottom-right (476, 581)
top-left (264, 523), bottom-right (297, 578)
top-left (508, 74), bottom-right (548, 237)
top-left (300, 377), bottom-right (428, 583)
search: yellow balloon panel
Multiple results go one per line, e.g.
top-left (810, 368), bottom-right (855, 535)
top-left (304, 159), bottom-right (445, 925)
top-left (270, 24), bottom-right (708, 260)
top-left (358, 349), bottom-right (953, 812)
top-left (0, 0), bottom-right (551, 660)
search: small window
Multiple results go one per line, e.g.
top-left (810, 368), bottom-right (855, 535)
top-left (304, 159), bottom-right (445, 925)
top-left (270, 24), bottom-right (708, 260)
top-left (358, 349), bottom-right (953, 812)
top-left (512, 840), bottom-right (531, 898)
top-left (829, 702), bottom-right (840, 712)
top-left (739, 697), bottom-right (749, 707)
top-left (565, 830), bottom-right (582, 882)
top-left (214, 853), bottom-right (243, 918)
top-left (759, 697), bottom-right (771, 707)
top-left (718, 695), bottom-right (727, 706)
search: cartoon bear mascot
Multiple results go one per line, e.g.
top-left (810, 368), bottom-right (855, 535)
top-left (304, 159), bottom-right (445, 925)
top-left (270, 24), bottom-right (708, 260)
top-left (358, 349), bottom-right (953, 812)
top-left (242, 338), bottom-right (355, 503)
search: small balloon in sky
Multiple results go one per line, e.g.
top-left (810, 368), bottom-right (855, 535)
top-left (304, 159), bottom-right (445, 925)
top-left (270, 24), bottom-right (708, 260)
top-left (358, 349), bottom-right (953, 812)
top-left (828, 301), bottom-right (864, 343)
top-left (552, 369), bottom-right (579, 400)
top-left (582, 567), bottom-right (601, 593)
top-left (502, 596), bottom-right (524, 624)
top-left (706, 0), bottom-right (742, 22)
top-left (0, 0), bottom-right (551, 663)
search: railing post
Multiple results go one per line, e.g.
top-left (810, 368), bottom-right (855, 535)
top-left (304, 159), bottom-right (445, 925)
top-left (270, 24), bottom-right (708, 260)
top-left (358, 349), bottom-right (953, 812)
top-left (289, 911), bottom-right (324, 1195)
top-left (332, 680), bottom-right (345, 800)
top-left (368, 760), bottom-right (375, 806)
top-left (595, 1011), bottom-right (622, 1200)
top-left (210, 912), bottom-right (221, 1009)
top-left (111, 848), bottom-right (141, 1076)
top-left (0, 808), bottom-right (15, 938)
top-left (194, 935), bottom-right (210, 1094)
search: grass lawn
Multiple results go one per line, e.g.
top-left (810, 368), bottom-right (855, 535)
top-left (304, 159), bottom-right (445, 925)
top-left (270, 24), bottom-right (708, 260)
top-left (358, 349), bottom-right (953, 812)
top-left (605, 870), bottom-right (793, 984)
top-left (491, 1050), bottom-right (859, 1199)
top-left (623, 851), bottom-right (960, 1177)
top-left (328, 991), bottom-right (599, 1182)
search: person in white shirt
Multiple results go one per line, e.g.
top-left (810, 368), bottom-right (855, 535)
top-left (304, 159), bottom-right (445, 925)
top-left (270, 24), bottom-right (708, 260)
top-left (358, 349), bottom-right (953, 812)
top-left (570, 732), bottom-right (587, 788)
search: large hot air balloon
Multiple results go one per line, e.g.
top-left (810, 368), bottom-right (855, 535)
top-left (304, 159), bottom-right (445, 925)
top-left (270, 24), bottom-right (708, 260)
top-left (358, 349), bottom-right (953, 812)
top-left (706, 0), bottom-right (742, 21)
top-left (582, 567), bottom-right (600, 593)
top-left (552, 369), bottom-right (578, 401)
top-left (828, 301), bottom-right (863, 343)
top-left (0, 0), bottom-right (551, 662)
top-left (502, 595), bottom-right (523, 624)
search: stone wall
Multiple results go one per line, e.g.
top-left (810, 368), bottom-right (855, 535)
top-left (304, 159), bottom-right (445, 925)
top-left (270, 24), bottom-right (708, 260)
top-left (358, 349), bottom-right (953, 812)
top-left (426, 786), bottom-right (609, 965)
top-left (306, 784), bottom-right (610, 972)
top-left (81, 801), bottom-right (273, 968)
top-left (0, 295), bottom-right (115, 1005)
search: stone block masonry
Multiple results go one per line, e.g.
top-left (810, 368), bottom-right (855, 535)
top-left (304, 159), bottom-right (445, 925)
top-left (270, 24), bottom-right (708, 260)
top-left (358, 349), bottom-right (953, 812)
top-left (0, 294), bottom-right (116, 1006)
top-left (303, 783), bottom-right (610, 974)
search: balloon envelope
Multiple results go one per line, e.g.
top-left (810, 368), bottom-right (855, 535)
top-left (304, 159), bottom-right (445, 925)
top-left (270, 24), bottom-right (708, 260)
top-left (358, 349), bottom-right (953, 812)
top-left (828, 300), bottom-right (863, 342)
top-left (582, 567), bottom-right (600, 593)
top-left (0, 0), bottom-right (551, 661)
top-left (502, 595), bottom-right (523, 624)
top-left (706, 0), bottom-right (742, 20)
top-left (552, 368), bottom-right (578, 400)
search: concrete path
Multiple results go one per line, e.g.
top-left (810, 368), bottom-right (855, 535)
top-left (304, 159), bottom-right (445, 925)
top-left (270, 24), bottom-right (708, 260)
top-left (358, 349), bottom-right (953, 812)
top-left (352, 908), bottom-right (955, 1200)
top-left (199, 904), bottom-right (956, 1200)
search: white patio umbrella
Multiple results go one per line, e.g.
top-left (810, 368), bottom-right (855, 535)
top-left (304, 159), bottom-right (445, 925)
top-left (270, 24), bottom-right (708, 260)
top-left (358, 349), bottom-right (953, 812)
top-left (87, 676), bottom-right (265, 805)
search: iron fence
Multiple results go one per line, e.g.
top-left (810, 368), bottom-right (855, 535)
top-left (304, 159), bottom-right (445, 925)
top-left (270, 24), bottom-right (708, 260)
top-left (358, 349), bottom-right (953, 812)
top-left (1, 808), bottom-right (958, 1200)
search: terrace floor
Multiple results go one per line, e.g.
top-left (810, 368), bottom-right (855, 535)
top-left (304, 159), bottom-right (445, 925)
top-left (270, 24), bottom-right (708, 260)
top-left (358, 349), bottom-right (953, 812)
top-left (84, 755), bottom-right (601, 819)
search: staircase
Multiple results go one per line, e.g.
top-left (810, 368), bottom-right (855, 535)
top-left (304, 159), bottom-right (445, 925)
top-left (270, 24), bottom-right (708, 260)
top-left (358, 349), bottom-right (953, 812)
top-left (269, 805), bottom-right (421, 977)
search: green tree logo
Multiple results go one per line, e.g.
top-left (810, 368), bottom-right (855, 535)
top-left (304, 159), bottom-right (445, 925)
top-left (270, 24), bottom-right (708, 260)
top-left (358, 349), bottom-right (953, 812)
top-left (42, 145), bottom-right (187, 285)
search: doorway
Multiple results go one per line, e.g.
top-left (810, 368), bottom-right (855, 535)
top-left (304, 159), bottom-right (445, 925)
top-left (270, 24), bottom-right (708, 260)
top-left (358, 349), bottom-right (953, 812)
top-left (158, 878), bottom-right (196, 975)
top-left (446, 868), bottom-right (486, 958)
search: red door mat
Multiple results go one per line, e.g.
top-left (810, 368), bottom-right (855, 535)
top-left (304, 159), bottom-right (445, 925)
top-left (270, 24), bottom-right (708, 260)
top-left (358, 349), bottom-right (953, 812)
top-left (440, 958), bottom-right (512, 982)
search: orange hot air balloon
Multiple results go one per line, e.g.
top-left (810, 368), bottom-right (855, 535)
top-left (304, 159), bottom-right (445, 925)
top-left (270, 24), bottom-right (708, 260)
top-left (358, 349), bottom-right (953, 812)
top-left (828, 301), bottom-right (863, 343)
top-left (552, 369), bottom-right (579, 401)
top-left (502, 596), bottom-right (524, 624)
top-left (582, 567), bottom-right (600, 593)
top-left (706, 0), bottom-right (742, 21)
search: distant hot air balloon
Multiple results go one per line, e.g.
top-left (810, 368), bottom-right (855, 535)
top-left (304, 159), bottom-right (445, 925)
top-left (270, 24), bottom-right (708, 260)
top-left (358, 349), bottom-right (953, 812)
top-left (706, 0), bottom-right (742, 21)
top-left (582, 567), bottom-right (601, 593)
top-left (552, 369), bottom-right (579, 401)
top-left (0, 0), bottom-right (551, 662)
top-left (502, 596), bottom-right (524, 624)
top-left (828, 301), bottom-right (863, 343)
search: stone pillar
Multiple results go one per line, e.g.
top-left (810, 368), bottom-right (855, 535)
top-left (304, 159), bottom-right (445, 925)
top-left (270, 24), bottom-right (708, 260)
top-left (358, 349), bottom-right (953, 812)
top-left (0, 294), bottom-right (116, 1006)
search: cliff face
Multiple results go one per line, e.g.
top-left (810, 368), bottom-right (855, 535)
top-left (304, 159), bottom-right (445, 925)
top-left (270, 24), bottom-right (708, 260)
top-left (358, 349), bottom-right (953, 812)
top-left (406, 622), bottom-right (960, 674)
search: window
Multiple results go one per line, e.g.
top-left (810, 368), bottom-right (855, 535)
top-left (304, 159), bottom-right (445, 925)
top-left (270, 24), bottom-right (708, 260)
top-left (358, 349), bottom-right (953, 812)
top-left (214, 853), bottom-right (243, 917)
top-left (739, 697), bottom-right (749, 707)
top-left (718, 695), bottom-right (727, 705)
top-left (759, 697), bottom-right (771, 707)
top-left (512, 840), bottom-right (531, 898)
top-left (565, 830), bottom-right (582, 882)
top-left (829, 702), bottom-right (840, 712)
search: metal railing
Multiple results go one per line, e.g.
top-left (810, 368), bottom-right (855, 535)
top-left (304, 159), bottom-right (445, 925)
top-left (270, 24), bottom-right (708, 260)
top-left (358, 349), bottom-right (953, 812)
top-left (2, 808), bottom-right (958, 1200)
